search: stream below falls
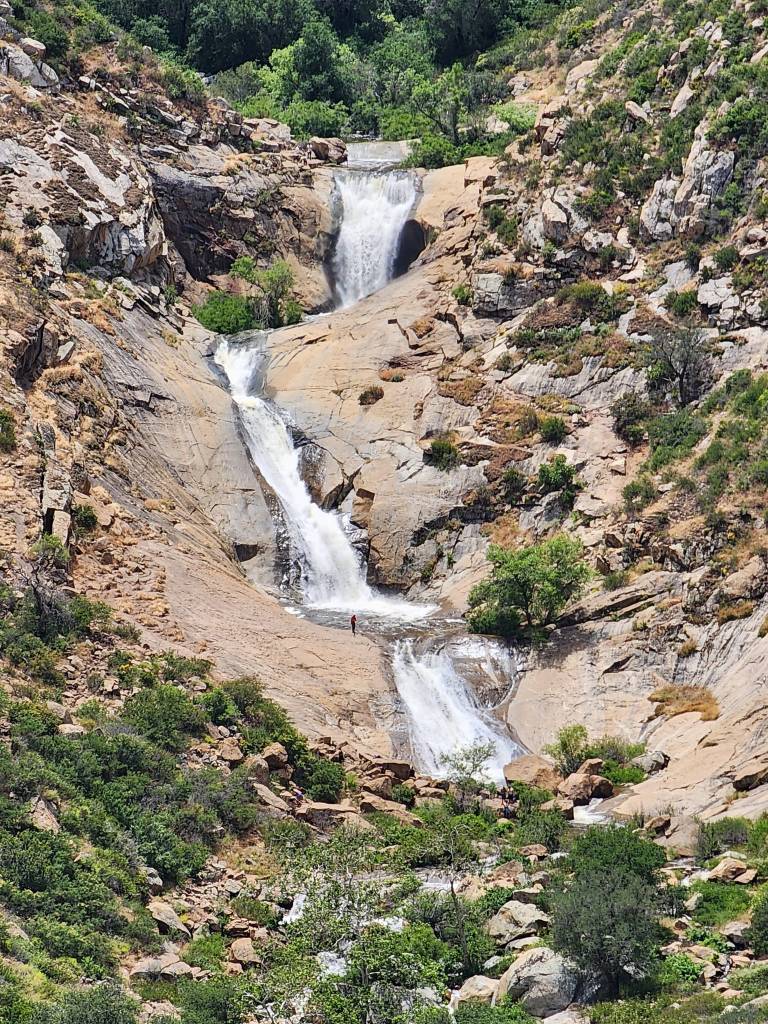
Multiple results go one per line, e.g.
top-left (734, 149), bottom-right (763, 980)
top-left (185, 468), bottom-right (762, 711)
top-left (215, 145), bottom-right (523, 782)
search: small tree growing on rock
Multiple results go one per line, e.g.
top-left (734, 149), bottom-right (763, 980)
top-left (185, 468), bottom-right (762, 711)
top-left (467, 535), bottom-right (591, 637)
top-left (440, 740), bottom-right (496, 811)
top-left (645, 326), bottom-right (713, 407)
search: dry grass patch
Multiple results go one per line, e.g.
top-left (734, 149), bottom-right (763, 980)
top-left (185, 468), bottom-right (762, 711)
top-left (677, 639), bottom-right (698, 658)
top-left (437, 376), bottom-right (485, 406)
top-left (759, 614), bottom-right (768, 638)
top-left (717, 601), bottom-right (755, 625)
top-left (649, 684), bottom-right (719, 721)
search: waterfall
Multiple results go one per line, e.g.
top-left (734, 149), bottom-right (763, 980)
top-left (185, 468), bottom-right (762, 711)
top-left (215, 338), bottom-right (428, 619)
top-left (391, 639), bottom-right (522, 784)
top-left (331, 170), bottom-right (418, 307)
top-left (214, 168), bottom-right (522, 780)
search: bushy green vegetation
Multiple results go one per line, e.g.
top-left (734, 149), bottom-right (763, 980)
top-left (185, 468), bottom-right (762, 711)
top-left (193, 260), bottom-right (302, 333)
top-left (0, 409), bottom-right (16, 453)
top-left (467, 535), bottom-right (590, 637)
top-left (426, 437), bottom-right (461, 471)
top-left (192, 291), bottom-right (256, 334)
top-left (23, 0), bottom-right (579, 156)
top-left (543, 724), bottom-right (645, 781)
top-left (551, 825), bottom-right (667, 996)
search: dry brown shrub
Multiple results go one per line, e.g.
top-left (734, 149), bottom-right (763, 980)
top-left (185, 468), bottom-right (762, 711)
top-left (649, 684), bottom-right (719, 721)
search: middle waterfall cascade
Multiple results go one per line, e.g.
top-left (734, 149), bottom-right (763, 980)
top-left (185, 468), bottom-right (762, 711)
top-left (331, 170), bottom-right (419, 307)
top-left (216, 339), bottom-right (427, 619)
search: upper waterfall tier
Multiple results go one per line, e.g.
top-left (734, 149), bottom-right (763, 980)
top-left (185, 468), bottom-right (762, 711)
top-left (331, 169), bottom-right (419, 308)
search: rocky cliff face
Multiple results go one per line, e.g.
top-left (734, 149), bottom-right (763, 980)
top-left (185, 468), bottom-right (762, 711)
top-left (5, 0), bottom-right (768, 833)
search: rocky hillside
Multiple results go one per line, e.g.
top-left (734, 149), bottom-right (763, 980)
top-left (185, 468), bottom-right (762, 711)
top-left (6, 0), bottom-right (768, 1021)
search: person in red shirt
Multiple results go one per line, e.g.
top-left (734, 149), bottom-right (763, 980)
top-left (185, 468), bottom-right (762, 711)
top-left (350, 614), bottom-right (357, 636)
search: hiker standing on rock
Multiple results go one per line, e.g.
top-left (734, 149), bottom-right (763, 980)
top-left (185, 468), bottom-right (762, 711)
top-left (350, 614), bottom-right (357, 636)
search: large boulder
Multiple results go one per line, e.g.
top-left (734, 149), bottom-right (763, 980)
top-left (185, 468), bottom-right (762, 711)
top-left (640, 122), bottom-right (734, 241)
top-left (731, 756), bottom-right (768, 792)
top-left (309, 137), bottom-right (347, 164)
top-left (503, 755), bottom-right (561, 792)
top-left (453, 975), bottom-right (499, 1006)
top-left (0, 41), bottom-right (59, 90)
top-left (296, 800), bottom-right (375, 832)
top-left (148, 900), bottom-right (190, 938)
top-left (487, 900), bottom-right (550, 946)
top-left (497, 947), bottom-right (580, 1017)
top-left (557, 772), bottom-right (613, 805)
top-left (631, 750), bottom-right (669, 774)
top-left (359, 791), bottom-right (424, 827)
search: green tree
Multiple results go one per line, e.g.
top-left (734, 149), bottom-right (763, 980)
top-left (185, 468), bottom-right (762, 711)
top-left (440, 740), bottom-right (496, 811)
top-left (409, 63), bottom-right (470, 145)
top-left (550, 868), bottom-right (663, 996)
top-left (186, 0), bottom-right (313, 74)
top-left (467, 536), bottom-right (591, 637)
top-left (543, 724), bottom-right (588, 776)
top-left (424, 0), bottom-right (510, 63)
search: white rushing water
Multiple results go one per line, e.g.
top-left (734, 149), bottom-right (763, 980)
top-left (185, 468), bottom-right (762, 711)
top-left (331, 170), bottom-right (418, 307)
top-left (391, 640), bottom-right (521, 784)
top-left (215, 339), bottom-right (427, 619)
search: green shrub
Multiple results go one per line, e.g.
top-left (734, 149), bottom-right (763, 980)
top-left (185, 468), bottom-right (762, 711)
top-left (29, 983), bottom-right (139, 1024)
top-left (202, 687), bottom-right (240, 726)
top-left (454, 1000), bottom-right (536, 1024)
top-left (160, 58), bottom-right (206, 105)
top-left (710, 97), bottom-right (768, 158)
top-left (426, 438), bottom-right (460, 471)
top-left (714, 245), bottom-right (739, 272)
top-left (407, 135), bottom-right (463, 169)
top-left (603, 569), bottom-right (629, 591)
top-left (193, 292), bottom-right (256, 334)
top-left (302, 758), bottom-right (345, 803)
top-left (647, 410), bottom-right (708, 470)
top-left (557, 281), bottom-right (627, 322)
top-left (748, 886), bottom-right (768, 955)
top-left (122, 685), bottom-right (206, 750)
top-left (453, 283), bottom-right (472, 305)
top-left (24, 10), bottom-right (70, 61)
top-left (601, 761), bottom-right (644, 785)
top-left (71, 504), bottom-right (98, 534)
top-left (696, 817), bottom-right (749, 861)
top-left (0, 410), bottom-right (16, 453)
top-left (684, 243), bottom-right (702, 270)
top-left (687, 880), bottom-right (751, 926)
top-left (665, 289), bottom-right (699, 318)
top-left (623, 476), bottom-right (657, 511)
top-left (184, 932), bottom-right (227, 971)
top-left (611, 394), bottom-right (651, 446)
top-left (537, 454), bottom-right (576, 494)
top-left (658, 952), bottom-right (701, 988)
top-left (569, 824), bottom-right (665, 883)
top-left (502, 467), bottom-right (528, 502)
top-left (485, 205), bottom-right (518, 247)
top-left (539, 415), bottom-right (567, 444)
top-left (544, 724), bottom-right (587, 775)
top-left (514, 808), bottom-right (568, 852)
top-left (731, 963), bottom-right (768, 996)
top-left (29, 534), bottom-right (70, 569)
